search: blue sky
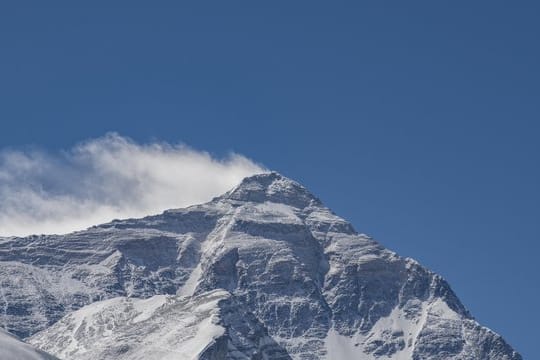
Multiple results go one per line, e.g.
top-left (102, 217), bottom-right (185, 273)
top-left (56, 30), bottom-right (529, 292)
top-left (1, 1), bottom-right (538, 357)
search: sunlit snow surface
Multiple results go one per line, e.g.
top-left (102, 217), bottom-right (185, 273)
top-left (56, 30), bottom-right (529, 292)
top-left (0, 172), bottom-right (522, 359)
top-left (29, 291), bottom-right (226, 360)
top-left (324, 299), bottom-right (459, 360)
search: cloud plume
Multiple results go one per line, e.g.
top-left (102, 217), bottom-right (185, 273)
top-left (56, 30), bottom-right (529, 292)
top-left (0, 133), bottom-right (265, 236)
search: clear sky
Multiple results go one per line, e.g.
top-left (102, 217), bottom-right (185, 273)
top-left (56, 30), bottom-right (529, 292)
top-left (1, 1), bottom-right (538, 357)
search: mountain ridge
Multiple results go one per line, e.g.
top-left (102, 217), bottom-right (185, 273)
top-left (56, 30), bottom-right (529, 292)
top-left (0, 172), bottom-right (521, 359)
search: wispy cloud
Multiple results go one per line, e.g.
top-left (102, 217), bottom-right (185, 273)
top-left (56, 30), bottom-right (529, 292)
top-left (0, 133), bottom-right (265, 236)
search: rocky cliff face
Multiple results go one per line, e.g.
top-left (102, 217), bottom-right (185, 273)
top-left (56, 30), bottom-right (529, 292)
top-left (0, 172), bottom-right (521, 359)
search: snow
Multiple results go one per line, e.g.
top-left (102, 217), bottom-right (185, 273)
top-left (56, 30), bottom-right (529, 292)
top-left (29, 290), bottom-right (229, 360)
top-left (131, 295), bottom-right (168, 323)
top-left (324, 299), bottom-right (465, 360)
top-left (167, 314), bottom-right (223, 360)
top-left (429, 299), bottom-right (461, 321)
top-left (177, 264), bottom-right (202, 297)
top-left (236, 202), bottom-right (302, 225)
top-left (325, 329), bottom-right (365, 360)
top-left (0, 329), bottom-right (57, 360)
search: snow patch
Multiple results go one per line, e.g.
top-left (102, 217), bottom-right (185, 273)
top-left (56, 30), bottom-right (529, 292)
top-left (325, 329), bottom-right (367, 360)
top-left (0, 329), bottom-right (57, 360)
top-left (324, 299), bottom-right (462, 360)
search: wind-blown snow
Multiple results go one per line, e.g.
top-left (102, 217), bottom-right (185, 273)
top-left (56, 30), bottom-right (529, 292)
top-left (0, 133), bottom-right (264, 236)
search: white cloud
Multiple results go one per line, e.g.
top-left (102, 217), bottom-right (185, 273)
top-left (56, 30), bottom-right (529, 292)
top-left (0, 133), bottom-right (266, 237)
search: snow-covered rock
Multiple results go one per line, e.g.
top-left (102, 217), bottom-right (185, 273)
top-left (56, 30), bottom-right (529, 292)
top-left (0, 172), bottom-right (521, 359)
top-left (29, 289), bottom-right (289, 360)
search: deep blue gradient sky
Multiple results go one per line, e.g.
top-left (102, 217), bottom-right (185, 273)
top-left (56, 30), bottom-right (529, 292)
top-left (1, 2), bottom-right (538, 357)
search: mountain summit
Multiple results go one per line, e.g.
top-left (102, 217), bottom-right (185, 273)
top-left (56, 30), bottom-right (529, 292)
top-left (220, 172), bottom-right (322, 208)
top-left (0, 173), bottom-right (521, 359)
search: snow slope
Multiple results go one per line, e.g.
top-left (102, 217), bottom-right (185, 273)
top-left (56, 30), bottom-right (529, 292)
top-left (29, 290), bottom-right (290, 360)
top-left (29, 291), bottom-right (226, 360)
top-left (0, 329), bottom-right (58, 360)
top-left (0, 172), bottom-right (522, 359)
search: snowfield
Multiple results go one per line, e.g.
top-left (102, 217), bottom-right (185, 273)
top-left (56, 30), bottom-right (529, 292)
top-left (29, 291), bottom-right (227, 360)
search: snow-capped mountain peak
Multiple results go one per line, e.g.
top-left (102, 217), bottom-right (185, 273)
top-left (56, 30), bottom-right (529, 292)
top-left (219, 172), bottom-right (322, 209)
top-left (0, 173), bottom-right (521, 359)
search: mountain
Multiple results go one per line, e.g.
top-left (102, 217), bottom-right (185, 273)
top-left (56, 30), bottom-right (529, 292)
top-left (0, 172), bottom-right (521, 359)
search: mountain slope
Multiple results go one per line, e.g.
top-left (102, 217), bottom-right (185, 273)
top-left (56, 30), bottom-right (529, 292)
top-left (0, 172), bottom-right (521, 359)
top-left (0, 329), bottom-right (58, 360)
top-left (29, 289), bottom-right (290, 360)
